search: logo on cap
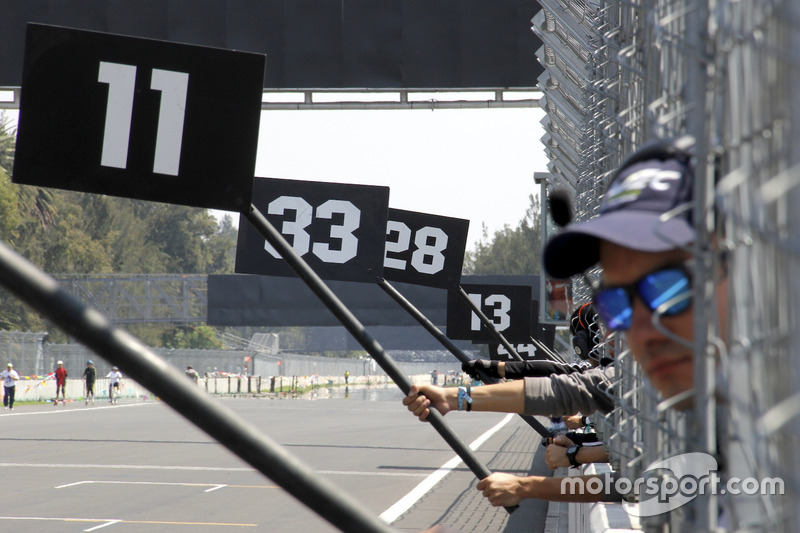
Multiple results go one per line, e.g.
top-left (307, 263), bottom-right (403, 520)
top-left (602, 166), bottom-right (683, 212)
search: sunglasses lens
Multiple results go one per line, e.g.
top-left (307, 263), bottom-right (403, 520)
top-left (639, 268), bottom-right (692, 317)
top-left (594, 267), bottom-right (692, 331)
top-left (595, 287), bottom-right (633, 331)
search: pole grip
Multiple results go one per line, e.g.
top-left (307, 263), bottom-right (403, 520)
top-left (246, 207), bottom-right (516, 514)
top-left (378, 279), bottom-right (552, 439)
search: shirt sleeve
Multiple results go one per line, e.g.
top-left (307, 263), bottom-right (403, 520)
top-left (504, 360), bottom-right (578, 378)
top-left (522, 367), bottom-right (615, 416)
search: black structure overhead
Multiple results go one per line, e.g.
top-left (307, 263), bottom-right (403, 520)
top-left (0, 0), bottom-right (543, 90)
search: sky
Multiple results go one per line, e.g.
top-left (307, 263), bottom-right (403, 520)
top-left (229, 105), bottom-right (549, 250)
top-left (2, 101), bottom-right (550, 251)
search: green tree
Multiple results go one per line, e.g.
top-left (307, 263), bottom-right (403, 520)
top-left (76, 195), bottom-right (168, 273)
top-left (0, 115), bottom-right (48, 331)
top-left (0, 112), bottom-right (14, 173)
top-left (464, 194), bottom-right (542, 275)
top-left (12, 185), bottom-right (58, 262)
top-left (38, 196), bottom-right (113, 273)
top-left (0, 167), bottom-right (21, 241)
top-left (145, 204), bottom-right (218, 273)
top-left (162, 325), bottom-right (224, 349)
top-left (0, 113), bottom-right (241, 339)
top-left (204, 213), bottom-right (238, 274)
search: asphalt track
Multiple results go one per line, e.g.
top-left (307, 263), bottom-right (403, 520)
top-left (0, 385), bottom-right (550, 532)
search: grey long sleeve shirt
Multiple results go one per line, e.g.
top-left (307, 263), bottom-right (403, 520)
top-left (523, 365), bottom-right (615, 416)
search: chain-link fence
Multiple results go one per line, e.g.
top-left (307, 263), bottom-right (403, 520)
top-left (536, 0), bottom-right (798, 530)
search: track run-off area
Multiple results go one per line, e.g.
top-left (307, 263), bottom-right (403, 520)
top-left (0, 385), bottom-right (550, 532)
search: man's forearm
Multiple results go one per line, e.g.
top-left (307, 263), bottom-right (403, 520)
top-left (466, 380), bottom-right (526, 413)
top-left (523, 474), bottom-right (608, 502)
top-left (577, 445), bottom-right (609, 465)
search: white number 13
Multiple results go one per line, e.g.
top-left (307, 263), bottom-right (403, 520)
top-left (468, 293), bottom-right (512, 332)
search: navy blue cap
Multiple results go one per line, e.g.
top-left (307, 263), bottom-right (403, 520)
top-left (543, 156), bottom-right (695, 279)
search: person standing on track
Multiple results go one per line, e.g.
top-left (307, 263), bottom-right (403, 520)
top-left (83, 360), bottom-right (97, 405)
top-left (2, 363), bottom-right (19, 410)
top-left (107, 366), bottom-right (122, 404)
top-left (54, 360), bottom-right (68, 405)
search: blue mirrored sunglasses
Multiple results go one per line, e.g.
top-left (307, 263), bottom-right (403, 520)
top-left (593, 265), bottom-right (692, 331)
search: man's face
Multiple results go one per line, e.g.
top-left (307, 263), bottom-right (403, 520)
top-left (598, 241), bottom-right (695, 408)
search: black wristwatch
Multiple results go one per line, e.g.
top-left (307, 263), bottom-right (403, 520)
top-left (566, 444), bottom-right (582, 468)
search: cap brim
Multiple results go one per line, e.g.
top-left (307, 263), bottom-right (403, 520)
top-left (543, 211), bottom-right (694, 279)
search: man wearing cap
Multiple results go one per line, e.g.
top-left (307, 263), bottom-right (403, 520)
top-left (107, 366), bottom-right (123, 404)
top-left (542, 137), bottom-right (714, 409)
top-left (471, 137), bottom-right (729, 507)
top-left (1, 363), bottom-right (19, 410)
top-left (84, 361), bottom-right (97, 405)
top-left (405, 138), bottom-right (728, 507)
top-left (55, 360), bottom-right (68, 405)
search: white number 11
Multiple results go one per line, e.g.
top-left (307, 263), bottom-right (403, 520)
top-left (98, 61), bottom-right (188, 176)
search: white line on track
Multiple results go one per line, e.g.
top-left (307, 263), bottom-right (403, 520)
top-left (0, 516), bottom-right (257, 530)
top-left (379, 413), bottom-right (514, 524)
top-left (0, 462), bottom-right (254, 472)
top-left (0, 461), bottom-right (428, 477)
top-left (0, 402), bottom-right (152, 416)
top-left (317, 470), bottom-right (427, 477)
top-left (56, 480), bottom-right (229, 492)
top-left (0, 517), bottom-right (123, 532)
top-left (84, 519), bottom-right (121, 531)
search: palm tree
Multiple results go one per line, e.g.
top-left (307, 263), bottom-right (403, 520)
top-left (0, 113), bottom-right (57, 231)
top-left (0, 112), bottom-right (14, 173)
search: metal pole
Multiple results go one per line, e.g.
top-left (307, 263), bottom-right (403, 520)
top-left (244, 206), bottom-right (517, 514)
top-left (685, 0), bottom-right (717, 528)
top-left (378, 278), bottom-right (553, 439)
top-left (527, 335), bottom-right (567, 364)
top-left (456, 286), bottom-right (525, 363)
top-left (0, 240), bottom-right (394, 533)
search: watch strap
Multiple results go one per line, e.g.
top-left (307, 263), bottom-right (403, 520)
top-left (566, 444), bottom-right (582, 468)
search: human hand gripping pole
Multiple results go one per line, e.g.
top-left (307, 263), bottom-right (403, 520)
top-left (378, 278), bottom-right (552, 440)
top-left (245, 207), bottom-right (518, 514)
top-left (461, 359), bottom-right (500, 380)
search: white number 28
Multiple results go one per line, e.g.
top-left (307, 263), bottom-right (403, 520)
top-left (384, 222), bottom-right (448, 275)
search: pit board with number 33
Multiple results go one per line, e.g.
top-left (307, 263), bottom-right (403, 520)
top-left (235, 177), bottom-right (390, 283)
